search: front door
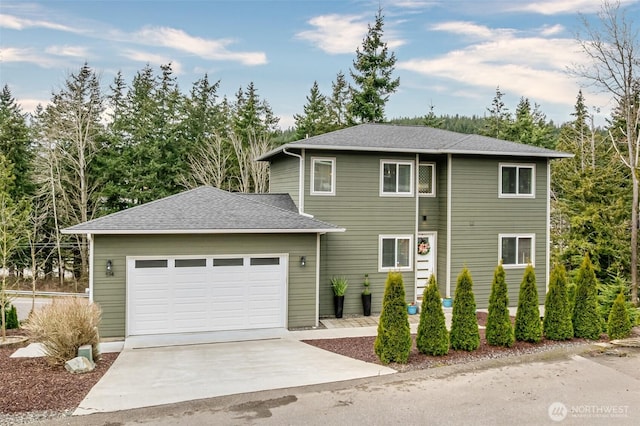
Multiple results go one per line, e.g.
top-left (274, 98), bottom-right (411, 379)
top-left (416, 232), bottom-right (436, 299)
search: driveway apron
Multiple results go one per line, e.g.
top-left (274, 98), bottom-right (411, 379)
top-left (74, 337), bottom-right (395, 415)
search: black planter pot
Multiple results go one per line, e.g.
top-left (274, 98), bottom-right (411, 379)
top-left (361, 293), bottom-right (372, 316)
top-left (334, 295), bottom-right (345, 318)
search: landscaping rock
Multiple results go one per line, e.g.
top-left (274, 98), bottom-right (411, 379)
top-left (64, 356), bottom-right (95, 374)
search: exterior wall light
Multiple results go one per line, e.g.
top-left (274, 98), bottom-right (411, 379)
top-left (106, 260), bottom-right (114, 276)
top-left (300, 256), bottom-right (306, 267)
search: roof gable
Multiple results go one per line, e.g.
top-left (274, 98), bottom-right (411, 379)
top-left (63, 187), bottom-right (343, 234)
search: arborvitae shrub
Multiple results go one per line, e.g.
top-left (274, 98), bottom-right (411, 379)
top-left (567, 282), bottom-right (577, 318)
top-left (449, 267), bottom-right (480, 351)
top-left (486, 263), bottom-right (514, 347)
top-left (598, 276), bottom-right (640, 326)
top-left (6, 304), bottom-right (19, 329)
top-left (374, 271), bottom-right (412, 364)
top-left (607, 292), bottom-right (632, 340)
top-left (514, 264), bottom-right (542, 343)
top-left (572, 254), bottom-right (602, 340)
top-left (543, 264), bottom-right (573, 340)
top-left (416, 275), bottom-right (449, 355)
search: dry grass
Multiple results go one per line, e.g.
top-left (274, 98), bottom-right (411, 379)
top-left (23, 297), bottom-right (101, 366)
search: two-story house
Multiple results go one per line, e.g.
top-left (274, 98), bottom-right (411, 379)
top-left (64, 123), bottom-right (570, 340)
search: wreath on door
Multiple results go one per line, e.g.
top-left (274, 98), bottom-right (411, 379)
top-left (417, 238), bottom-right (431, 255)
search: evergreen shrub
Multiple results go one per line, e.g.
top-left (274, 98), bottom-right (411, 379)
top-left (486, 263), bottom-right (514, 347)
top-left (374, 272), bottom-right (412, 364)
top-left (514, 264), bottom-right (542, 343)
top-left (572, 254), bottom-right (602, 340)
top-left (607, 292), bottom-right (632, 340)
top-left (416, 275), bottom-right (449, 355)
top-left (449, 267), bottom-right (480, 351)
top-left (543, 264), bottom-right (573, 340)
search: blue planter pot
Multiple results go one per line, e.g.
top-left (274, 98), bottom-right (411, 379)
top-left (407, 305), bottom-right (418, 315)
top-left (442, 298), bottom-right (452, 308)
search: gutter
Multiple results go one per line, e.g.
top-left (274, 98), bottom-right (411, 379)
top-left (283, 147), bottom-right (307, 215)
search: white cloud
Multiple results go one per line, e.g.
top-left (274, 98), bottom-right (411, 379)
top-left (133, 26), bottom-right (267, 66)
top-left (296, 13), bottom-right (406, 54)
top-left (121, 50), bottom-right (184, 74)
top-left (430, 21), bottom-right (515, 40)
top-left (508, 0), bottom-right (637, 15)
top-left (45, 45), bottom-right (89, 58)
top-left (540, 24), bottom-right (565, 36)
top-left (0, 13), bottom-right (79, 32)
top-left (17, 98), bottom-right (50, 115)
top-left (0, 47), bottom-right (62, 68)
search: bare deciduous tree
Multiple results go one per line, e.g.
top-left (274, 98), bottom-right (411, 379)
top-left (183, 133), bottom-right (232, 189)
top-left (573, 1), bottom-right (640, 305)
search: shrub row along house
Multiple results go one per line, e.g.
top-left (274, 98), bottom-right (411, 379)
top-left (63, 124), bottom-right (571, 339)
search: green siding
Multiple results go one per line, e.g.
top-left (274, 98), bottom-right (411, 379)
top-left (449, 156), bottom-right (548, 308)
top-left (303, 151), bottom-right (416, 316)
top-left (93, 233), bottom-right (317, 338)
top-left (269, 156), bottom-right (300, 207)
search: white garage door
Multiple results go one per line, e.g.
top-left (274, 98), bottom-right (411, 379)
top-left (127, 255), bottom-right (287, 336)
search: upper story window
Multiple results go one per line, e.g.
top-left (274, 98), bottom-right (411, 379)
top-left (499, 234), bottom-right (534, 267)
top-left (380, 160), bottom-right (413, 196)
top-left (418, 163), bottom-right (436, 197)
top-left (500, 164), bottom-right (535, 198)
top-left (311, 157), bottom-right (335, 195)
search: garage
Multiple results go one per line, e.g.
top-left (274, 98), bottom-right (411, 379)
top-left (127, 255), bottom-right (287, 336)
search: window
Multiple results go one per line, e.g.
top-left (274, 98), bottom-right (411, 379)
top-left (418, 163), bottom-right (436, 196)
top-left (175, 259), bottom-right (206, 268)
top-left (311, 157), bottom-right (335, 195)
top-left (500, 164), bottom-right (534, 197)
top-left (380, 160), bottom-right (413, 196)
top-left (213, 258), bottom-right (244, 267)
top-left (499, 234), bottom-right (534, 267)
top-left (379, 235), bottom-right (412, 270)
top-left (134, 259), bottom-right (168, 268)
top-left (250, 257), bottom-right (280, 266)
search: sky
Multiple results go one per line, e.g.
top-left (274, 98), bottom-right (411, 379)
top-left (1, 0), bottom-right (639, 130)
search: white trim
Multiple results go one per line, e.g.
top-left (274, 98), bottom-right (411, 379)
top-left (418, 162), bottom-right (436, 197)
top-left (498, 234), bottom-right (536, 268)
top-left (378, 234), bottom-right (413, 272)
top-left (282, 148), bottom-right (305, 213)
top-left (315, 233), bottom-right (320, 328)
top-left (498, 163), bottom-right (536, 198)
top-left (546, 159), bottom-right (551, 292)
top-left (63, 228), bottom-right (346, 235)
top-left (379, 159), bottom-right (414, 197)
top-left (310, 157), bottom-right (336, 196)
top-left (88, 233), bottom-right (94, 303)
top-left (446, 154), bottom-right (452, 298)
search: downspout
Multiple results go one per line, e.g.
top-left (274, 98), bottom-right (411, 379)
top-left (315, 233), bottom-right (321, 328)
top-left (283, 148), bottom-right (305, 214)
top-left (88, 233), bottom-right (94, 303)
top-left (415, 154), bottom-right (420, 300)
top-left (446, 154), bottom-right (452, 298)
top-left (546, 159), bottom-right (551, 293)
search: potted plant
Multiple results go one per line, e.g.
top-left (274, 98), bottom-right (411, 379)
top-left (331, 276), bottom-right (348, 318)
top-left (407, 301), bottom-right (418, 315)
top-left (361, 274), bottom-right (372, 316)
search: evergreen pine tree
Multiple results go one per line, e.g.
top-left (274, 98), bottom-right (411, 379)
top-left (486, 263), bottom-right (514, 347)
top-left (572, 254), bottom-right (602, 340)
top-left (416, 275), bottom-right (449, 355)
top-left (514, 265), bottom-right (542, 343)
top-left (607, 292), bottom-right (632, 340)
top-left (449, 267), bottom-right (480, 351)
top-left (543, 264), bottom-right (574, 340)
top-left (374, 272), bottom-right (412, 364)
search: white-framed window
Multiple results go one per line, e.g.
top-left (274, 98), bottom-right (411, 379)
top-left (418, 162), bottom-right (436, 197)
top-left (380, 160), bottom-right (413, 196)
top-left (379, 235), bottom-right (412, 271)
top-left (499, 234), bottom-right (535, 267)
top-left (499, 163), bottom-right (535, 198)
top-left (311, 157), bottom-right (335, 195)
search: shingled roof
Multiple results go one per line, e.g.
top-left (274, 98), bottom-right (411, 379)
top-left (258, 123), bottom-right (572, 160)
top-left (62, 187), bottom-right (343, 235)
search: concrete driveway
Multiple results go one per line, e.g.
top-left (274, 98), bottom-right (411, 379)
top-left (74, 335), bottom-right (395, 415)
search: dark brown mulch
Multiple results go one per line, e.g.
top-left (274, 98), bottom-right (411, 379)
top-left (0, 330), bottom-right (119, 414)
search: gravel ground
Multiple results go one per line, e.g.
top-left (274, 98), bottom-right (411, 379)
top-left (0, 313), bottom-right (626, 425)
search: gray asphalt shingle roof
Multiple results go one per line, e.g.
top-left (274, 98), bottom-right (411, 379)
top-left (62, 186), bottom-right (343, 234)
top-left (258, 123), bottom-right (572, 160)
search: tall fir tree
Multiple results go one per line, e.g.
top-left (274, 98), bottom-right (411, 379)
top-left (572, 254), bottom-right (602, 339)
top-left (514, 264), bottom-right (542, 343)
top-left (486, 263), bottom-right (514, 347)
top-left (543, 264), bottom-right (574, 340)
top-left (294, 81), bottom-right (330, 139)
top-left (348, 8), bottom-right (400, 124)
top-left (482, 87), bottom-right (511, 139)
top-left (327, 71), bottom-right (350, 130)
top-left (416, 275), bottom-right (449, 355)
top-left (449, 267), bottom-right (480, 351)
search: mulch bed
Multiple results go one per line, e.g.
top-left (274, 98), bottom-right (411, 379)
top-left (0, 329), bottom-right (119, 414)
